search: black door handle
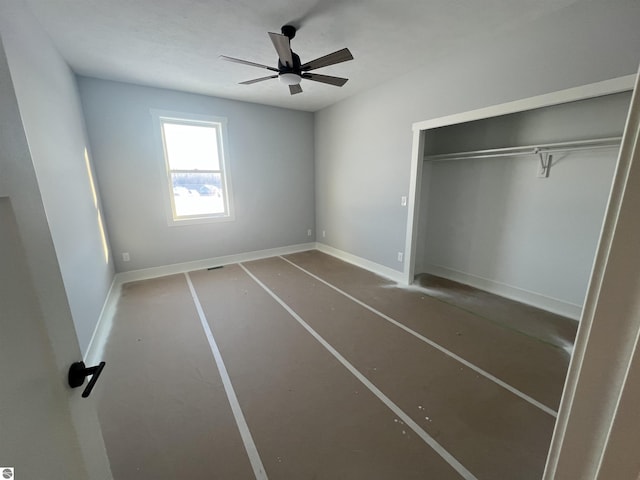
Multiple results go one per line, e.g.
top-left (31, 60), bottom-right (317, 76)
top-left (68, 361), bottom-right (106, 398)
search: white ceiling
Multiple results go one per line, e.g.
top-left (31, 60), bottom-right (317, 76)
top-left (25, 0), bottom-right (582, 112)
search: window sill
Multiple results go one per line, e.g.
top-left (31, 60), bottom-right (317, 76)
top-left (167, 213), bottom-right (235, 227)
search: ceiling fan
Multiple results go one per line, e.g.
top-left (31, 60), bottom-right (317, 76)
top-left (220, 25), bottom-right (354, 95)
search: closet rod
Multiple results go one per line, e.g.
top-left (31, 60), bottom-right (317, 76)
top-left (424, 136), bottom-right (622, 162)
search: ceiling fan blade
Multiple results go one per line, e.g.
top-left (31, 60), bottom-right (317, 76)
top-left (239, 75), bottom-right (279, 85)
top-left (300, 48), bottom-right (353, 71)
top-left (220, 55), bottom-right (278, 72)
top-left (268, 32), bottom-right (293, 68)
top-left (302, 73), bottom-right (348, 87)
top-left (289, 84), bottom-right (303, 95)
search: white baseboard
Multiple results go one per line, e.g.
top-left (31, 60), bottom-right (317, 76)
top-left (315, 242), bottom-right (405, 284)
top-left (423, 264), bottom-right (582, 321)
top-left (116, 242), bottom-right (317, 284)
top-left (84, 277), bottom-right (121, 366)
top-left (84, 243), bottom-right (317, 364)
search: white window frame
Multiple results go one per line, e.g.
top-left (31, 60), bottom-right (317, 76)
top-left (151, 109), bottom-right (234, 226)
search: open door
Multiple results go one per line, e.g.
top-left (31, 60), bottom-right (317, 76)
top-left (0, 39), bottom-right (112, 479)
top-left (0, 198), bottom-right (112, 479)
top-left (543, 68), bottom-right (640, 479)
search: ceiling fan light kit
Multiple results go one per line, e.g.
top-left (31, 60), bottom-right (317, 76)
top-left (279, 73), bottom-right (302, 85)
top-left (220, 25), bottom-right (353, 95)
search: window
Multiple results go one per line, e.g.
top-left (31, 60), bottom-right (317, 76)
top-left (154, 111), bottom-right (233, 224)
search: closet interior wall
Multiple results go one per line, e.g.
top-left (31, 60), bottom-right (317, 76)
top-left (416, 92), bottom-right (632, 320)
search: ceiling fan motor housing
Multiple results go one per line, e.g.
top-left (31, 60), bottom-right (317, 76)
top-left (277, 25), bottom-right (302, 86)
top-left (278, 51), bottom-right (302, 74)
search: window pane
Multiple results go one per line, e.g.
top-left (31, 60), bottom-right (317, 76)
top-left (171, 172), bottom-right (225, 216)
top-left (162, 122), bottom-right (220, 171)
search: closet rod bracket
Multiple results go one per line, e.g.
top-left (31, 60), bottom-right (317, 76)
top-left (536, 149), bottom-right (552, 178)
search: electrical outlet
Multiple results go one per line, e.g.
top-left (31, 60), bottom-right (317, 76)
top-left (307, 229), bottom-right (312, 237)
top-left (397, 252), bottom-right (403, 262)
top-left (401, 196), bottom-right (407, 206)
top-left (122, 252), bottom-right (130, 262)
top-left (322, 230), bottom-right (326, 238)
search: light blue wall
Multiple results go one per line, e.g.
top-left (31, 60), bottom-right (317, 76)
top-left (0, 1), bottom-right (115, 356)
top-left (78, 78), bottom-right (315, 272)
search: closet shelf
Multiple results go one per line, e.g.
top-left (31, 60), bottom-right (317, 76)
top-left (424, 136), bottom-right (622, 162)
